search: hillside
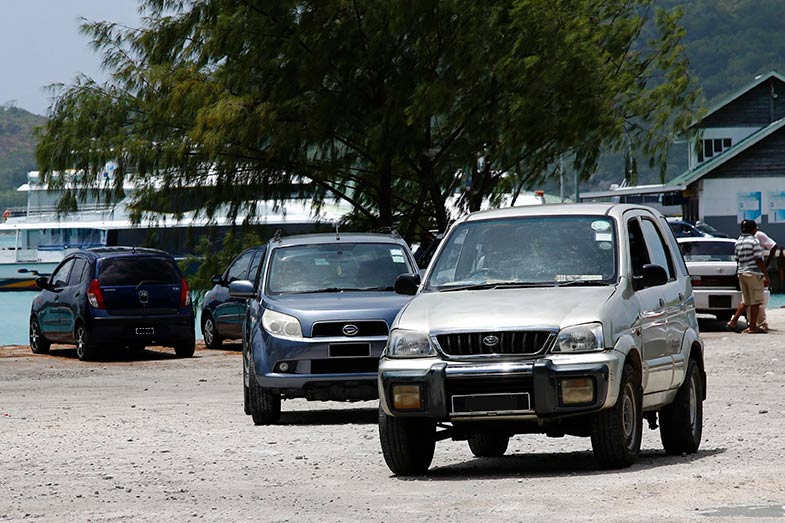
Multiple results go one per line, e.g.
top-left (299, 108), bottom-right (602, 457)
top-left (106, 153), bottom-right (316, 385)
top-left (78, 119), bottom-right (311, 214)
top-left (0, 105), bottom-right (46, 211)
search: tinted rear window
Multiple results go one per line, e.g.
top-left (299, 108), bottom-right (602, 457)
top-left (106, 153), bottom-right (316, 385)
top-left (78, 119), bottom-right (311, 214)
top-left (679, 241), bottom-right (735, 262)
top-left (98, 257), bottom-right (180, 286)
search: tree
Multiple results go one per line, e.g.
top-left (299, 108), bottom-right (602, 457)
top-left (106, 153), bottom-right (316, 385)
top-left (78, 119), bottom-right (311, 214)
top-left (36, 0), bottom-right (699, 240)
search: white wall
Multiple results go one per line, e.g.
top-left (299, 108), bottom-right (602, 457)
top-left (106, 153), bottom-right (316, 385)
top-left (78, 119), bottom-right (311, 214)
top-left (688, 127), bottom-right (760, 169)
top-left (701, 177), bottom-right (785, 220)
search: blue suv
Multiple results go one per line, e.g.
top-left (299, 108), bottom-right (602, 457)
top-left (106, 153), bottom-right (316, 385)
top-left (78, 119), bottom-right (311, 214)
top-left (29, 247), bottom-right (195, 361)
top-left (228, 233), bottom-right (416, 424)
top-left (201, 245), bottom-right (266, 349)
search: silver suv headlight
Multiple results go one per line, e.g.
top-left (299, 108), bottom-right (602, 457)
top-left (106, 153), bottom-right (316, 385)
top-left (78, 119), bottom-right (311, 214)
top-left (553, 323), bottom-right (605, 353)
top-left (386, 329), bottom-right (435, 358)
top-left (262, 309), bottom-right (303, 339)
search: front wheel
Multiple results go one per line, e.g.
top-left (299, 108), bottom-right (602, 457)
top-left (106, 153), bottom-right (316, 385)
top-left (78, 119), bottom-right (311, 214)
top-left (590, 362), bottom-right (642, 469)
top-left (659, 358), bottom-right (703, 455)
top-left (378, 407), bottom-right (436, 475)
top-left (468, 433), bottom-right (510, 458)
top-left (202, 315), bottom-right (223, 349)
top-left (29, 317), bottom-right (50, 354)
top-left (248, 357), bottom-right (281, 425)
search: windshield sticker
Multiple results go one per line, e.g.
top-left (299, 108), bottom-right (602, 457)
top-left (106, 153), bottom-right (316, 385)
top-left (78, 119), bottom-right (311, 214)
top-left (314, 258), bottom-right (329, 266)
top-left (390, 248), bottom-right (404, 256)
top-left (597, 241), bottom-right (613, 251)
top-left (594, 232), bottom-right (613, 242)
top-left (591, 220), bottom-right (611, 232)
top-left (392, 255), bottom-right (406, 263)
top-left (556, 274), bottom-right (603, 282)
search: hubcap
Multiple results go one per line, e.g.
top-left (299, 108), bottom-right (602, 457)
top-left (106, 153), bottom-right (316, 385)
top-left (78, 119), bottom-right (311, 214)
top-left (689, 372), bottom-right (698, 434)
top-left (204, 319), bottom-right (214, 344)
top-left (30, 321), bottom-right (39, 349)
top-left (622, 383), bottom-right (637, 447)
top-left (77, 328), bottom-right (85, 357)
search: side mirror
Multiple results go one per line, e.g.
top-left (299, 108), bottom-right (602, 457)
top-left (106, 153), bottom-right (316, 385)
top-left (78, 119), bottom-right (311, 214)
top-left (211, 274), bottom-right (224, 286)
top-left (35, 276), bottom-right (50, 290)
top-left (634, 264), bottom-right (668, 290)
top-left (229, 279), bottom-right (256, 299)
top-left (394, 273), bottom-right (421, 296)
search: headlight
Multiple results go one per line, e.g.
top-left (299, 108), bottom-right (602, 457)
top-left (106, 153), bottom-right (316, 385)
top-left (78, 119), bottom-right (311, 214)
top-left (553, 323), bottom-right (604, 353)
top-left (262, 309), bottom-right (303, 339)
top-left (386, 329), bottom-right (435, 358)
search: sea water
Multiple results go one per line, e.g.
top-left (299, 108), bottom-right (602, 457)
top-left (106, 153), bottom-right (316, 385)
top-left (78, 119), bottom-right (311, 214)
top-left (0, 292), bottom-right (203, 346)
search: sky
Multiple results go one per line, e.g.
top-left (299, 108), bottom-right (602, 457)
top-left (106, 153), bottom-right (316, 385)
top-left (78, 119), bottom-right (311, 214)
top-left (0, 1), bottom-right (142, 116)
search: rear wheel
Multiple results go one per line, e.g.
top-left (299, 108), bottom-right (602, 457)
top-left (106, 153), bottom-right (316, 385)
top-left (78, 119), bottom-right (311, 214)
top-left (29, 317), bottom-right (50, 354)
top-left (590, 362), bottom-right (642, 469)
top-left (378, 407), bottom-right (436, 475)
top-left (660, 358), bottom-right (703, 455)
top-left (468, 433), bottom-right (510, 458)
top-left (75, 323), bottom-right (97, 361)
top-left (174, 340), bottom-right (196, 358)
top-left (248, 357), bottom-right (281, 425)
top-left (202, 315), bottom-right (223, 349)
top-left (243, 353), bottom-right (251, 415)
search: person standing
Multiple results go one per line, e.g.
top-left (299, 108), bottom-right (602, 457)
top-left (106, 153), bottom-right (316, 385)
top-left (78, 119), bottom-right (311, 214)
top-left (727, 225), bottom-right (777, 331)
top-left (731, 220), bottom-right (771, 333)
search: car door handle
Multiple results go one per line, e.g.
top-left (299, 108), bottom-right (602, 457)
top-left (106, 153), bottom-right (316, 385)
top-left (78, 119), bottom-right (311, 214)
top-left (54, 296), bottom-right (59, 302)
top-left (659, 298), bottom-right (665, 308)
top-left (74, 292), bottom-right (80, 298)
top-left (641, 309), bottom-right (666, 319)
top-left (678, 293), bottom-right (684, 301)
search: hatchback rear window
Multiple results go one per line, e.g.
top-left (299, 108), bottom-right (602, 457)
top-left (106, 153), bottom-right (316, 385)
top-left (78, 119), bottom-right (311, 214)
top-left (98, 257), bottom-right (181, 286)
top-left (679, 241), bottom-right (735, 262)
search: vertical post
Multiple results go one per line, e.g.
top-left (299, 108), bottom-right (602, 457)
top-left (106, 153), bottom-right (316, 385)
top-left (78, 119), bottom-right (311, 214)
top-left (559, 155), bottom-right (565, 203)
top-left (574, 169), bottom-right (580, 202)
top-left (14, 229), bottom-right (19, 263)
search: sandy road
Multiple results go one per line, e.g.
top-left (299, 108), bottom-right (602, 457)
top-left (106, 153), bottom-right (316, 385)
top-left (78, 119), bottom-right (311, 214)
top-left (2, 312), bottom-right (785, 522)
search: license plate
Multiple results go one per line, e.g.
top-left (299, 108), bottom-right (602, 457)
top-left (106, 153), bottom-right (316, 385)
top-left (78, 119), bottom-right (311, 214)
top-left (328, 343), bottom-right (371, 358)
top-left (709, 295), bottom-right (732, 308)
top-left (451, 392), bottom-right (531, 415)
top-left (135, 327), bottom-right (155, 335)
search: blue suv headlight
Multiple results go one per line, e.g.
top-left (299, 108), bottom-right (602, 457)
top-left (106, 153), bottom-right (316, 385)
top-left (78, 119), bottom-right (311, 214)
top-left (262, 309), bottom-right (303, 339)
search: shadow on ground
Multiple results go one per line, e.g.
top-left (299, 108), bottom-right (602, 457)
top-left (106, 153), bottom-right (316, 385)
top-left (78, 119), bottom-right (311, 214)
top-left (395, 447), bottom-right (726, 481)
top-left (277, 407), bottom-right (378, 426)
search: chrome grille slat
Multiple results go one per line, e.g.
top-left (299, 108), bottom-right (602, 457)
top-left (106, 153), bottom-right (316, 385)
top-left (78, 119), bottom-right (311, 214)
top-left (436, 331), bottom-right (551, 357)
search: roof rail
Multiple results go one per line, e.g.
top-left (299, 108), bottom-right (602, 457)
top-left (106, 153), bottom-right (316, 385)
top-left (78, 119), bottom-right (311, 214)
top-left (376, 226), bottom-right (401, 239)
top-left (272, 229), bottom-right (284, 243)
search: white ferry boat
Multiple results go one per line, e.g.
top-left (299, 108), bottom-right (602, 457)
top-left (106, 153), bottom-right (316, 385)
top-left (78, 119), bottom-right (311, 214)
top-left (0, 169), bottom-right (351, 290)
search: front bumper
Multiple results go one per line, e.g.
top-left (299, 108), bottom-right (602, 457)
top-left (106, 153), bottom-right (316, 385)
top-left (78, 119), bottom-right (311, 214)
top-left (379, 351), bottom-right (624, 420)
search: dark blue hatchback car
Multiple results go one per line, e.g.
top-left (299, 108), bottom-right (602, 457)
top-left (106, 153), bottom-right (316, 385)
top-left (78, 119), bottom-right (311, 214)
top-left (227, 233), bottom-right (416, 424)
top-left (29, 247), bottom-right (195, 361)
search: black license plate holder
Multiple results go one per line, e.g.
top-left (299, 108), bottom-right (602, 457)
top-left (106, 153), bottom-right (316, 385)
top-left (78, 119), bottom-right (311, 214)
top-left (451, 392), bottom-right (531, 415)
top-left (135, 327), bottom-right (155, 336)
top-left (329, 343), bottom-right (371, 358)
top-left (709, 295), bottom-right (732, 308)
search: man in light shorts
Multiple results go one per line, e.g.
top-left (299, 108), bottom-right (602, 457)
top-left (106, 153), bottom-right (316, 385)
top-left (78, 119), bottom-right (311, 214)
top-left (727, 225), bottom-right (777, 331)
top-left (732, 220), bottom-right (771, 333)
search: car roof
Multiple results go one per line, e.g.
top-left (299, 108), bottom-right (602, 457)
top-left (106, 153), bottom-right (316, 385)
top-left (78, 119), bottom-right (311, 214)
top-left (676, 237), bottom-right (736, 244)
top-left (81, 246), bottom-right (174, 259)
top-left (461, 203), bottom-right (661, 222)
top-left (270, 232), bottom-right (410, 248)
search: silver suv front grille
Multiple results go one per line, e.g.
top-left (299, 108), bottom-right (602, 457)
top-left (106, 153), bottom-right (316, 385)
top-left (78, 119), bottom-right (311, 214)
top-left (435, 331), bottom-right (553, 357)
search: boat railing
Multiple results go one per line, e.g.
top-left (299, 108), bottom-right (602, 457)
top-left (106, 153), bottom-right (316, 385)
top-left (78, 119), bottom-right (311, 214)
top-left (6, 202), bottom-right (113, 218)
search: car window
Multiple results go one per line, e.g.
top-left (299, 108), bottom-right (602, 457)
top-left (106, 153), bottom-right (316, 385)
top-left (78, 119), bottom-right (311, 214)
top-left (627, 219), bottom-right (650, 278)
top-left (50, 259), bottom-right (75, 288)
top-left (267, 242), bottom-right (414, 294)
top-left (226, 250), bottom-right (255, 283)
top-left (98, 257), bottom-right (180, 286)
top-left (426, 216), bottom-right (617, 290)
top-left (248, 247), bottom-right (267, 288)
top-left (640, 219), bottom-right (675, 279)
top-left (679, 241), bottom-right (735, 262)
top-left (68, 258), bottom-right (88, 286)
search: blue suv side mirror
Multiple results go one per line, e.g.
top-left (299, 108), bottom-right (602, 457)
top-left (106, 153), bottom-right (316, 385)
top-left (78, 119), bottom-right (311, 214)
top-left (229, 280), bottom-right (256, 298)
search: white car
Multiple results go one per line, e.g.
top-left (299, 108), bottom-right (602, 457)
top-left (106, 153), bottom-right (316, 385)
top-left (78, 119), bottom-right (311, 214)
top-left (677, 237), bottom-right (769, 321)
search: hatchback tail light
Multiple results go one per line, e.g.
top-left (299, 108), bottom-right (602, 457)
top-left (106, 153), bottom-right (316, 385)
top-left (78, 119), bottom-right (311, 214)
top-left (180, 277), bottom-right (191, 307)
top-left (87, 279), bottom-right (105, 308)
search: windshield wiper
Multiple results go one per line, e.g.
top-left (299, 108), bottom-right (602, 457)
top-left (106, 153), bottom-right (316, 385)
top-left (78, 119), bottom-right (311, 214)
top-left (438, 281), bottom-right (549, 292)
top-left (554, 279), bottom-right (610, 287)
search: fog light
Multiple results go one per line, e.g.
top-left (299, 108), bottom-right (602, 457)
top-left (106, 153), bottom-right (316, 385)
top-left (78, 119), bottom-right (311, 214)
top-left (275, 361), bottom-right (295, 373)
top-left (560, 377), bottom-right (595, 405)
top-left (391, 384), bottom-right (423, 410)
top-left (278, 362), bottom-right (290, 372)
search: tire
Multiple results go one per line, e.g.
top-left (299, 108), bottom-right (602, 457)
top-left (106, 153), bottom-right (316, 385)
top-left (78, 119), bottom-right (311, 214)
top-left (202, 315), bottom-right (223, 349)
top-left (243, 353), bottom-right (251, 415)
top-left (590, 362), bottom-right (642, 469)
top-left (174, 340), bottom-right (196, 358)
top-left (29, 317), bottom-right (50, 354)
top-left (378, 407), bottom-right (436, 475)
top-left (659, 358), bottom-right (703, 455)
top-left (75, 323), bottom-right (97, 361)
top-left (248, 356), bottom-right (281, 425)
top-left (468, 433), bottom-right (510, 458)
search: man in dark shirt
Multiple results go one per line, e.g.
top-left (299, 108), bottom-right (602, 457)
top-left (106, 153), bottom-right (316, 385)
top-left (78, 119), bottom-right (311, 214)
top-left (734, 220), bottom-right (771, 333)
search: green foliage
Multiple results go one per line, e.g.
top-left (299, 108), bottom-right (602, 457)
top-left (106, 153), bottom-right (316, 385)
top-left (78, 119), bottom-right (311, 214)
top-left (180, 227), bottom-right (266, 291)
top-left (36, 0), bottom-right (698, 240)
top-left (0, 106), bottom-right (46, 209)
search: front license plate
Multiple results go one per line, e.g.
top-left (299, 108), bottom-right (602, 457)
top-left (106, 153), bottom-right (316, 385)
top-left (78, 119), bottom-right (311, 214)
top-left (451, 392), bottom-right (531, 415)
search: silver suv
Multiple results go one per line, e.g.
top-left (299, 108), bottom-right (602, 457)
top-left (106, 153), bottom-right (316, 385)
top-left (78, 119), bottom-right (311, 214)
top-left (378, 204), bottom-right (706, 475)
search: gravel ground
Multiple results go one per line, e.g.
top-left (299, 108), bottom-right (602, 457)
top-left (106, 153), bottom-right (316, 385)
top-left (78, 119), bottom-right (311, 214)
top-left (2, 311), bottom-right (785, 522)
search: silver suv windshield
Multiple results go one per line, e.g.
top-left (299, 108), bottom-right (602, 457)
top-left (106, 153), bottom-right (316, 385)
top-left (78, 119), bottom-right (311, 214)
top-left (267, 242), bottom-right (414, 294)
top-left (425, 216), bottom-right (618, 291)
